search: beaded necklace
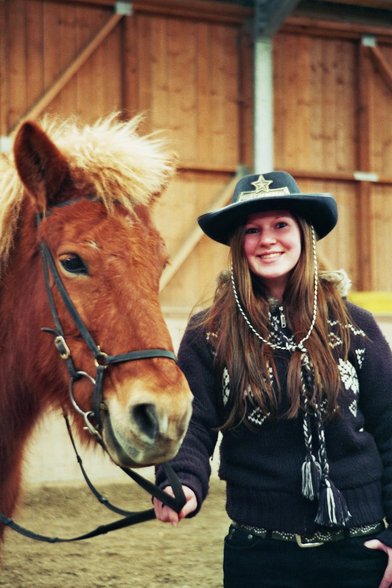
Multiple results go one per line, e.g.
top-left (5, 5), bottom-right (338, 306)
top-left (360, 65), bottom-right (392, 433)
top-left (230, 225), bottom-right (318, 352)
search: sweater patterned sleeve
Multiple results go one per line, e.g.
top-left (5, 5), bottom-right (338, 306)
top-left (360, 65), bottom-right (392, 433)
top-left (349, 303), bottom-right (392, 546)
top-left (155, 314), bottom-right (220, 515)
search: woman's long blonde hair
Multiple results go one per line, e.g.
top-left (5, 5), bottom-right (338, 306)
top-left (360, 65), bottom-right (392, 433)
top-left (203, 217), bottom-right (351, 431)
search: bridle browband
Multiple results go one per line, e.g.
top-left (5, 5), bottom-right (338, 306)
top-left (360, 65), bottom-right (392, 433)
top-left (0, 203), bottom-right (186, 543)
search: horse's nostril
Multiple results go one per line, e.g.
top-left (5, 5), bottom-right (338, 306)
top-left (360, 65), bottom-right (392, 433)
top-left (132, 403), bottom-right (159, 441)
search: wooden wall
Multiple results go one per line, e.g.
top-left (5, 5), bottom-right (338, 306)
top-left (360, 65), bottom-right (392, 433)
top-left (0, 0), bottom-right (253, 313)
top-left (2, 1), bottom-right (392, 316)
top-left (275, 17), bottom-right (392, 292)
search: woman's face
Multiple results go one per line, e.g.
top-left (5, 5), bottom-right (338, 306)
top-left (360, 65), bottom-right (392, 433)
top-left (243, 209), bottom-right (302, 299)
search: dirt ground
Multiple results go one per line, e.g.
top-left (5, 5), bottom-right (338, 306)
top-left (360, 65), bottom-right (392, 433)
top-left (0, 478), bottom-right (229, 588)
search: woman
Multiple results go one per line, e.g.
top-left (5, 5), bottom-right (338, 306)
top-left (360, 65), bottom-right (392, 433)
top-left (154, 171), bottom-right (392, 588)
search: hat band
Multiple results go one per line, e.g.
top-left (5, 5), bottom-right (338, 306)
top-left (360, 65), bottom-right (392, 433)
top-left (238, 186), bottom-right (290, 202)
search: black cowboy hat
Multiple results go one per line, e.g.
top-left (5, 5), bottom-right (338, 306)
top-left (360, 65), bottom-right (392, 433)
top-left (198, 171), bottom-right (338, 245)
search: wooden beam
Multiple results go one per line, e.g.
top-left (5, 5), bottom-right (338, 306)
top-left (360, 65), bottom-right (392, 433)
top-left (8, 12), bottom-right (123, 134)
top-left (367, 45), bottom-right (392, 94)
top-left (42, 0), bottom-right (253, 24)
top-left (284, 169), bottom-right (392, 185)
top-left (160, 174), bottom-right (240, 291)
top-left (283, 15), bottom-right (392, 44)
top-left (177, 163), bottom-right (238, 174)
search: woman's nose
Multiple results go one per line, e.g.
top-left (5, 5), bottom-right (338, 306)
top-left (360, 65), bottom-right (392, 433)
top-left (259, 230), bottom-right (276, 245)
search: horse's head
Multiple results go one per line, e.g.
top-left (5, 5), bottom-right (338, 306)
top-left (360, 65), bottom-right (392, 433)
top-left (10, 115), bottom-right (193, 468)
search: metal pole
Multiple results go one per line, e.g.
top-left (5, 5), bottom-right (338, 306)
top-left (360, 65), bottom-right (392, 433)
top-left (253, 35), bottom-right (274, 172)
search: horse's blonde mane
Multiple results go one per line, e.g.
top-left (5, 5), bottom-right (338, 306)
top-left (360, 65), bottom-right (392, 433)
top-left (0, 113), bottom-right (176, 265)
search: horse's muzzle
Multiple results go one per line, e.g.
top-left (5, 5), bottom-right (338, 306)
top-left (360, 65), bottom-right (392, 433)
top-left (100, 387), bottom-right (192, 467)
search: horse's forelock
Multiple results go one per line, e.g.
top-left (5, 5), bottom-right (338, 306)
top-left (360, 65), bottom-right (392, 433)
top-left (0, 113), bottom-right (176, 270)
top-left (43, 113), bottom-right (177, 209)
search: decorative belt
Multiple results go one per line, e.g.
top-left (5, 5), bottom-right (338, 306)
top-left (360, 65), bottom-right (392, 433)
top-left (232, 521), bottom-right (385, 548)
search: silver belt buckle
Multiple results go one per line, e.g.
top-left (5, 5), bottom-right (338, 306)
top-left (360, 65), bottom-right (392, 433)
top-left (295, 534), bottom-right (324, 548)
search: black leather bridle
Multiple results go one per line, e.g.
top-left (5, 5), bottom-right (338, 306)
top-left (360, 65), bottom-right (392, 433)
top-left (0, 206), bottom-right (187, 543)
top-left (40, 238), bottom-right (178, 437)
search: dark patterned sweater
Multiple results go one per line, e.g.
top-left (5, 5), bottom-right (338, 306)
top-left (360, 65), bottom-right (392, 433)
top-left (156, 302), bottom-right (392, 546)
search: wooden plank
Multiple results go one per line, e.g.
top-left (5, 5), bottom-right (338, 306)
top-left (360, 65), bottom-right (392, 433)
top-left (167, 17), bottom-right (198, 162)
top-left (56, 1), bottom-right (78, 116)
top-left (135, 14), bottom-right (153, 126)
top-left (9, 10), bottom-right (123, 133)
top-left (275, 34), bottom-right (355, 176)
top-left (238, 29), bottom-right (253, 169)
top-left (103, 10), bottom-right (122, 114)
top-left (25, 0), bottom-right (45, 111)
top-left (367, 45), bottom-right (392, 94)
top-left (196, 22), bottom-right (212, 165)
top-left (177, 162), bottom-right (238, 173)
top-left (334, 38), bottom-right (356, 172)
top-left (160, 174), bottom-right (239, 290)
top-left (122, 10), bottom-right (139, 116)
top-left (313, 180), bottom-right (359, 288)
top-left (274, 33), bottom-right (311, 170)
top-left (73, 3), bottom-right (116, 120)
top-left (7, 0), bottom-right (27, 130)
top-left (209, 24), bottom-right (239, 168)
top-left (321, 39), bottom-right (337, 171)
top-left (150, 16), bottom-right (169, 131)
top-left (42, 0), bottom-right (61, 113)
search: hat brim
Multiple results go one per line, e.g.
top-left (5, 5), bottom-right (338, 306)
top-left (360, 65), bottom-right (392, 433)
top-left (198, 193), bottom-right (338, 245)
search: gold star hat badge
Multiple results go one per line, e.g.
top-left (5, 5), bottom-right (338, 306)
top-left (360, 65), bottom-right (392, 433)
top-left (198, 171), bottom-right (338, 245)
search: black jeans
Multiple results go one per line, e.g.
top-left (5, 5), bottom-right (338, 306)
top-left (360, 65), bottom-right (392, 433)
top-left (223, 524), bottom-right (388, 588)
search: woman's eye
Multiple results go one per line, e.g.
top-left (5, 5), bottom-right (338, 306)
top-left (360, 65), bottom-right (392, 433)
top-left (245, 227), bottom-right (258, 234)
top-left (276, 221), bottom-right (288, 229)
top-left (59, 254), bottom-right (88, 275)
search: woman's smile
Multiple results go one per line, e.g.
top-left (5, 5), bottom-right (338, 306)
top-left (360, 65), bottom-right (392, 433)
top-left (243, 209), bottom-right (302, 299)
top-left (258, 250), bottom-right (283, 261)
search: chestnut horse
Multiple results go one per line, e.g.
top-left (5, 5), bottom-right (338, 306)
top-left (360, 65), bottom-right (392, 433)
top-left (0, 114), bottom-right (192, 544)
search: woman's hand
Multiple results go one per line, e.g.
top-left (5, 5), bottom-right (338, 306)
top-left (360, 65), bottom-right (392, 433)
top-left (365, 539), bottom-right (392, 588)
top-left (153, 485), bottom-right (197, 526)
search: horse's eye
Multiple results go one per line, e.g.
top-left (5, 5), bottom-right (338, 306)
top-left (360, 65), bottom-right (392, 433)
top-left (59, 254), bottom-right (88, 275)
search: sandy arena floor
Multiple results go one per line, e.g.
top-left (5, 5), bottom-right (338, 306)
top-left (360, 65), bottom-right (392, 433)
top-left (0, 478), bottom-right (229, 588)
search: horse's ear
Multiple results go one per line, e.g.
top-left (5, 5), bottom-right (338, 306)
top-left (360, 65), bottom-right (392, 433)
top-left (13, 120), bottom-right (70, 211)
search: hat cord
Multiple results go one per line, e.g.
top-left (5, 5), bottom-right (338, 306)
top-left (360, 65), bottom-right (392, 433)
top-left (231, 226), bottom-right (318, 352)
